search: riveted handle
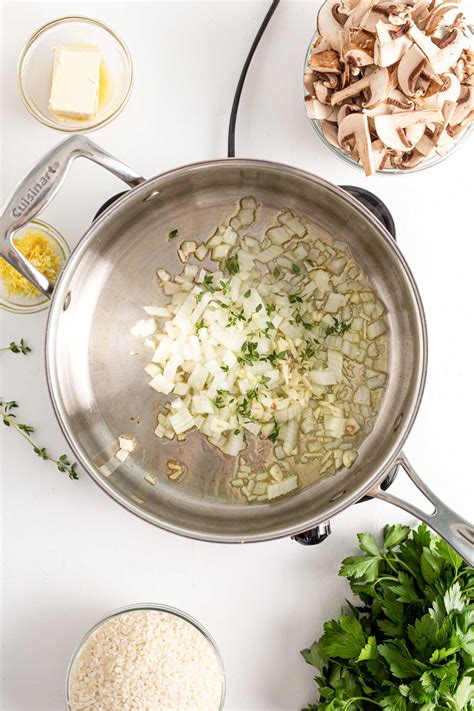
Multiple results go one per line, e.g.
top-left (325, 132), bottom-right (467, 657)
top-left (0, 136), bottom-right (144, 297)
top-left (369, 453), bottom-right (474, 566)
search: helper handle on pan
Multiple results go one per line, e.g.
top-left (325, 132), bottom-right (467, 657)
top-left (369, 452), bottom-right (474, 567)
top-left (0, 136), bottom-right (144, 298)
top-left (340, 186), bottom-right (396, 240)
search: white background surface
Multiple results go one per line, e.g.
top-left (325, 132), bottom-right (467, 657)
top-left (1, 1), bottom-right (473, 710)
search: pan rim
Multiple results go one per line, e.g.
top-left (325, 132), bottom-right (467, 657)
top-left (45, 158), bottom-right (428, 543)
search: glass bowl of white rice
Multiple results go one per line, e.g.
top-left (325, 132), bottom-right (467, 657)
top-left (66, 603), bottom-right (225, 710)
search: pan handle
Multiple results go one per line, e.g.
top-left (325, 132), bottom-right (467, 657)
top-left (368, 452), bottom-right (474, 566)
top-left (0, 136), bottom-right (144, 297)
top-left (340, 185), bottom-right (396, 240)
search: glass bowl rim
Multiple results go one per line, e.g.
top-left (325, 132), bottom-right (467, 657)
top-left (0, 218), bottom-right (69, 314)
top-left (302, 29), bottom-right (473, 176)
top-left (17, 15), bottom-right (133, 134)
top-left (65, 602), bottom-right (226, 711)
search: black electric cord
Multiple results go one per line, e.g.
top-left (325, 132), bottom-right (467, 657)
top-left (227, 0), bottom-right (280, 158)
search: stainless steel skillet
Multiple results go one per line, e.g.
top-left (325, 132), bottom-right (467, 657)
top-left (1, 136), bottom-right (473, 563)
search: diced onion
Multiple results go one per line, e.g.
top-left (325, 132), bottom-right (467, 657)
top-left (136, 197), bottom-right (388, 503)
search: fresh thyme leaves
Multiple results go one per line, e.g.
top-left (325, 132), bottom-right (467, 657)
top-left (289, 293), bottom-right (303, 304)
top-left (168, 229), bottom-right (178, 239)
top-left (220, 280), bottom-right (231, 296)
top-left (237, 398), bottom-right (253, 420)
top-left (301, 524), bottom-right (474, 711)
top-left (295, 311), bottom-right (302, 324)
top-left (267, 303), bottom-right (276, 315)
top-left (212, 389), bottom-right (228, 409)
top-left (268, 422), bottom-right (280, 443)
top-left (195, 292), bottom-right (204, 303)
top-left (237, 341), bottom-right (260, 366)
top-left (246, 386), bottom-right (259, 401)
top-left (1, 339), bottom-right (31, 355)
top-left (0, 399), bottom-right (78, 480)
top-left (326, 316), bottom-right (351, 336)
top-left (291, 263), bottom-right (301, 274)
top-left (273, 267), bottom-right (281, 278)
top-left (244, 289), bottom-right (251, 298)
top-left (265, 352), bottom-right (277, 366)
top-left (227, 308), bottom-right (246, 327)
top-left (196, 318), bottom-right (205, 330)
top-left (225, 256), bottom-right (240, 275)
top-left (203, 275), bottom-right (214, 287)
top-left (255, 303), bottom-right (263, 313)
top-left (301, 341), bottom-right (319, 360)
top-left (266, 350), bottom-right (287, 366)
top-left (220, 365), bottom-right (229, 373)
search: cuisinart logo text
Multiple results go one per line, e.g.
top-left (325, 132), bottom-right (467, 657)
top-left (12, 162), bottom-right (60, 218)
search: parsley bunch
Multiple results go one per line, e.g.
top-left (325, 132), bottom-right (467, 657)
top-left (301, 524), bottom-right (474, 710)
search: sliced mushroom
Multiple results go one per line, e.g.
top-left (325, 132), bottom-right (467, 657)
top-left (460, 49), bottom-right (474, 84)
top-left (415, 130), bottom-right (438, 155)
top-left (371, 138), bottom-right (393, 169)
top-left (304, 71), bottom-right (316, 93)
top-left (371, 1), bottom-right (412, 25)
top-left (314, 80), bottom-right (333, 104)
top-left (424, 2), bottom-right (464, 36)
top-left (374, 21), bottom-right (413, 66)
top-left (362, 66), bottom-right (391, 108)
top-left (308, 49), bottom-right (342, 73)
top-left (345, 0), bottom-right (379, 28)
top-left (397, 150), bottom-right (427, 168)
top-left (312, 35), bottom-right (332, 53)
top-left (338, 112), bottom-right (376, 175)
top-left (305, 94), bottom-right (338, 120)
top-left (398, 44), bottom-right (428, 96)
top-left (337, 102), bottom-right (360, 123)
top-left (439, 97), bottom-right (457, 128)
top-left (364, 87), bottom-right (415, 115)
top-left (331, 66), bottom-right (389, 106)
top-left (343, 29), bottom-right (375, 67)
top-left (412, 0), bottom-right (437, 29)
top-left (409, 24), bottom-right (466, 74)
top-left (374, 108), bottom-right (443, 150)
top-left (317, 0), bottom-right (346, 51)
top-left (422, 71), bottom-right (461, 107)
top-left (405, 121), bottom-right (427, 146)
top-left (321, 119), bottom-right (341, 147)
top-left (450, 85), bottom-right (474, 124)
top-left (331, 73), bottom-right (370, 103)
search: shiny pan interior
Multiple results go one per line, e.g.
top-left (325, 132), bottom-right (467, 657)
top-left (45, 160), bottom-right (427, 542)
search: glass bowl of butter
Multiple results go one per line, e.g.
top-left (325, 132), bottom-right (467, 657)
top-left (17, 16), bottom-right (133, 132)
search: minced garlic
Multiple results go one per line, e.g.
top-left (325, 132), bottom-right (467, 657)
top-left (0, 230), bottom-right (60, 298)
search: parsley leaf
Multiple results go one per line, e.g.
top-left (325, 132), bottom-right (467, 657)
top-left (319, 615), bottom-right (366, 659)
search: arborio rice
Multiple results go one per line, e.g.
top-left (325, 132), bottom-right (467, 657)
top-left (68, 609), bottom-right (223, 711)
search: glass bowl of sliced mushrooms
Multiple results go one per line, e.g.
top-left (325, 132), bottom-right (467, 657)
top-left (303, 0), bottom-right (473, 175)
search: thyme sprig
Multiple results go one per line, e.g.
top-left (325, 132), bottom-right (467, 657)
top-left (1, 400), bottom-right (78, 480)
top-left (1, 341), bottom-right (78, 480)
top-left (0, 339), bottom-right (31, 355)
